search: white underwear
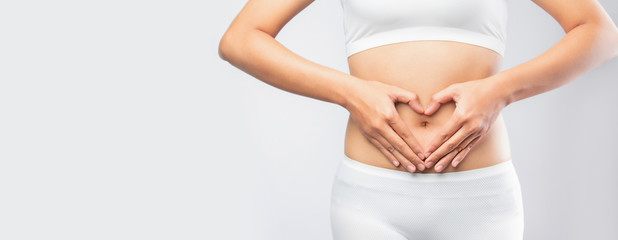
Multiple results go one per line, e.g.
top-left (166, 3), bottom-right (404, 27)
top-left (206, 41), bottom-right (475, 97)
top-left (330, 154), bottom-right (524, 240)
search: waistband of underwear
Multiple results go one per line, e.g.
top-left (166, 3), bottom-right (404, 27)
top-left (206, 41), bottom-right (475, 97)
top-left (335, 154), bottom-right (519, 197)
top-left (342, 154), bottom-right (514, 182)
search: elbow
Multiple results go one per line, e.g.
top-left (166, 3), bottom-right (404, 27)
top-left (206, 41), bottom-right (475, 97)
top-left (590, 22), bottom-right (618, 60)
top-left (598, 20), bottom-right (618, 58)
top-left (219, 29), bottom-right (242, 62)
top-left (219, 29), bottom-right (251, 62)
top-left (218, 33), bottom-right (232, 62)
top-left (580, 18), bottom-right (618, 59)
top-left (602, 26), bottom-right (618, 60)
top-left (610, 26), bottom-right (618, 58)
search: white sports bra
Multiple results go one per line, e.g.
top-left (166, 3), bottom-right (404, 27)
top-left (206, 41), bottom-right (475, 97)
top-left (340, 0), bottom-right (508, 57)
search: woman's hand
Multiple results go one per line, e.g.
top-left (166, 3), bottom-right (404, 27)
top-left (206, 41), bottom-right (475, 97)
top-left (343, 79), bottom-right (427, 173)
top-left (422, 77), bottom-right (510, 172)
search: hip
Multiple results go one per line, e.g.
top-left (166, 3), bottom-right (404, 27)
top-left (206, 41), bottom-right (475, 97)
top-left (330, 152), bottom-right (524, 239)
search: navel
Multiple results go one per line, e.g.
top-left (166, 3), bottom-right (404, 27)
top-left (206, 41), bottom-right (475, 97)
top-left (420, 121), bottom-right (429, 128)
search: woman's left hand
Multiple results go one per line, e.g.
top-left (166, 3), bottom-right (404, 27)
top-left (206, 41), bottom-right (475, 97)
top-left (422, 77), bottom-right (510, 172)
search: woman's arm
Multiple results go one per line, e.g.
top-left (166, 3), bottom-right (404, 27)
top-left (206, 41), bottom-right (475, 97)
top-left (494, 0), bottom-right (618, 106)
top-left (421, 0), bottom-right (618, 171)
top-left (218, 0), bottom-right (351, 106)
top-left (219, 0), bottom-right (428, 172)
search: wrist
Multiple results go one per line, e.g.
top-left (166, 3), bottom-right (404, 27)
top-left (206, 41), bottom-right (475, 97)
top-left (338, 75), bottom-right (366, 110)
top-left (483, 74), bottom-right (516, 109)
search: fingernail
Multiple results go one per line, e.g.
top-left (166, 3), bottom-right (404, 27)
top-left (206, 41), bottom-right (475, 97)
top-left (417, 152), bottom-right (424, 160)
top-left (417, 164), bottom-right (425, 171)
top-left (435, 165), bottom-right (443, 172)
top-left (453, 160), bottom-right (460, 167)
top-left (425, 161), bottom-right (434, 168)
top-left (393, 160), bottom-right (400, 167)
top-left (407, 165), bottom-right (416, 172)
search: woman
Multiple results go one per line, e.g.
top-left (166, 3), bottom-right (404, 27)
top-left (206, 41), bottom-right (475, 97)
top-left (219, 0), bottom-right (618, 239)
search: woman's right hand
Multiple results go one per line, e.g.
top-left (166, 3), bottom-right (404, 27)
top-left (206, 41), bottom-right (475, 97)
top-left (343, 79), bottom-right (427, 172)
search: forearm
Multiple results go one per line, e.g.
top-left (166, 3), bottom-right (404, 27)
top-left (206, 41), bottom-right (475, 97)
top-left (218, 29), bottom-right (359, 108)
top-left (492, 22), bottom-right (618, 106)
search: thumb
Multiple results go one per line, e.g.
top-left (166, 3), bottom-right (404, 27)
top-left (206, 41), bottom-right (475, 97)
top-left (424, 86), bottom-right (457, 115)
top-left (389, 87), bottom-right (425, 114)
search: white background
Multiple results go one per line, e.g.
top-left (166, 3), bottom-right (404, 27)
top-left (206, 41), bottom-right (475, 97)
top-left (1, 0), bottom-right (617, 239)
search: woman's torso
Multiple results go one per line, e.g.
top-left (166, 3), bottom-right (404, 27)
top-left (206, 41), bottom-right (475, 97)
top-left (344, 40), bottom-right (512, 173)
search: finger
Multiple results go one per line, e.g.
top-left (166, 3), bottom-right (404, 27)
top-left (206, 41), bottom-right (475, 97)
top-left (425, 125), bottom-right (475, 169)
top-left (424, 115), bottom-right (463, 158)
top-left (371, 132), bottom-right (417, 172)
top-left (409, 99), bottom-right (425, 115)
top-left (377, 127), bottom-right (425, 172)
top-left (388, 111), bottom-right (426, 160)
top-left (424, 86), bottom-right (456, 116)
top-left (452, 135), bottom-right (481, 168)
top-left (390, 87), bottom-right (425, 114)
top-left (391, 147), bottom-right (419, 173)
top-left (366, 136), bottom-right (401, 167)
top-left (433, 148), bottom-right (459, 172)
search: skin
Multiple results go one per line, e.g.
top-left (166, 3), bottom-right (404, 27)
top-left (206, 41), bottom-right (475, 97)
top-left (343, 41), bottom-right (511, 173)
top-left (219, 0), bottom-right (618, 173)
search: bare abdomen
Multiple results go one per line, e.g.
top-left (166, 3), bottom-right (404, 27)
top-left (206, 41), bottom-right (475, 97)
top-left (343, 40), bottom-right (512, 173)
